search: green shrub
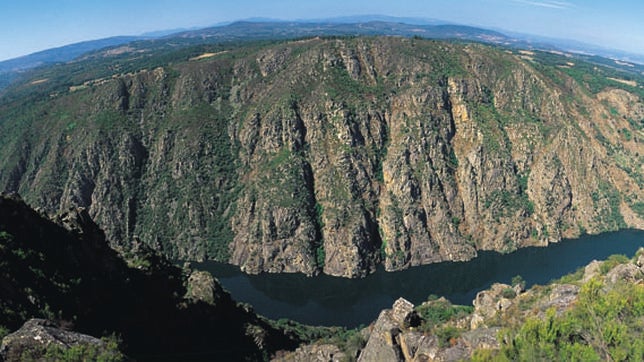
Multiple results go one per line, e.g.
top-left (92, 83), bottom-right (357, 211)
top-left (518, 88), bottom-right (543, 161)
top-left (551, 266), bottom-right (585, 284)
top-left (0, 325), bottom-right (9, 339)
top-left (511, 275), bottom-right (526, 289)
top-left (316, 245), bottom-right (326, 267)
top-left (17, 334), bottom-right (127, 362)
top-left (435, 325), bottom-right (462, 348)
top-left (599, 254), bottom-right (630, 274)
top-left (631, 202), bottom-right (644, 219)
top-left (499, 277), bottom-right (644, 361)
top-left (470, 348), bottom-right (507, 362)
top-left (415, 298), bottom-right (473, 332)
top-left (501, 288), bottom-right (517, 299)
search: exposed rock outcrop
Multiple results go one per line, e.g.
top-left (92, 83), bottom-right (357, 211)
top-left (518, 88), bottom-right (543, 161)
top-left (0, 194), bottom-right (300, 360)
top-left (358, 297), bottom-right (501, 361)
top-left (294, 249), bottom-right (644, 361)
top-left (358, 303), bottom-right (406, 361)
top-left (471, 283), bottom-right (515, 329)
top-left (536, 284), bottom-right (580, 315)
top-left (185, 270), bottom-right (226, 305)
top-left (605, 263), bottom-right (644, 284)
top-left (0, 319), bottom-right (124, 362)
top-left (1, 37), bottom-right (642, 278)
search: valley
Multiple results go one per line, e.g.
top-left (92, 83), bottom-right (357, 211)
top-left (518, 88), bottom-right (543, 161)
top-left (0, 14), bottom-right (643, 360)
top-left (197, 229), bottom-right (644, 327)
top-left (1, 193), bottom-right (642, 361)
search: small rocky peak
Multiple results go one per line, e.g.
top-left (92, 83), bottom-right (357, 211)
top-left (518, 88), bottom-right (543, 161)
top-left (636, 249), bottom-right (644, 268)
top-left (605, 263), bottom-right (644, 285)
top-left (536, 284), bottom-right (580, 316)
top-left (0, 319), bottom-right (124, 361)
top-left (185, 270), bottom-right (227, 306)
top-left (471, 283), bottom-right (516, 329)
top-left (358, 298), bottom-right (420, 362)
top-left (54, 206), bottom-right (104, 242)
top-left (391, 298), bottom-right (421, 328)
top-left (583, 260), bottom-right (603, 282)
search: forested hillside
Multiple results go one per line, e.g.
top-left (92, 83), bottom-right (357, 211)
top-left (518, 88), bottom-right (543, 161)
top-left (0, 36), bottom-right (642, 277)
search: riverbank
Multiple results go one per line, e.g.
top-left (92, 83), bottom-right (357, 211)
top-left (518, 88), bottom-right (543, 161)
top-left (196, 229), bottom-right (644, 327)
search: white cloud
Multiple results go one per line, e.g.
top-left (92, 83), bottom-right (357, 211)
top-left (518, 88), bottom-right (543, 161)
top-left (511, 0), bottom-right (573, 9)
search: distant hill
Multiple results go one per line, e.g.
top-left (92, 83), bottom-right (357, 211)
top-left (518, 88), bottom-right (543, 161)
top-left (0, 19), bottom-right (515, 93)
top-left (0, 36), bottom-right (146, 91)
top-left (0, 36), bottom-right (145, 73)
top-left (301, 14), bottom-right (449, 25)
top-left (3, 16), bottom-right (644, 93)
top-left (171, 20), bottom-right (512, 44)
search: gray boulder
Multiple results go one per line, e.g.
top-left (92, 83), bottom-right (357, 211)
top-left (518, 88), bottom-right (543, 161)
top-left (606, 263), bottom-right (644, 285)
top-left (358, 309), bottom-right (405, 362)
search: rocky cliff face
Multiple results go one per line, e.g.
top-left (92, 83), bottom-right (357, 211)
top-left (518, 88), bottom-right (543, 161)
top-left (0, 193), bottom-right (300, 359)
top-left (0, 37), bottom-right (642, 277)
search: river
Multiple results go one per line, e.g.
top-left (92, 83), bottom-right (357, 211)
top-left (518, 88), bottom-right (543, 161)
top-left (193, 229), bottom-right (644, 327)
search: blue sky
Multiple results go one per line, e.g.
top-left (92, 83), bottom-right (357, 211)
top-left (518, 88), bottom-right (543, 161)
top-left (1, 0), bottom-right (643, 61)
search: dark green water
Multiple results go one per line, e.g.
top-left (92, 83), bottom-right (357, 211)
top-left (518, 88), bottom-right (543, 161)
top-left (195, 229), bottom-right (643, 327)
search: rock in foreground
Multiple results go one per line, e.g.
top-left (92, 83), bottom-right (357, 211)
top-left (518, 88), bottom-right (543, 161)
top-left (286, 249), bottom-right (644, 361)
top-left (0, 319), bottom-right (124, 361)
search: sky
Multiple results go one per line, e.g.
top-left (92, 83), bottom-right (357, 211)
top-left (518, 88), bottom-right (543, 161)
top-left (1, 0), bottom-right (643, 61)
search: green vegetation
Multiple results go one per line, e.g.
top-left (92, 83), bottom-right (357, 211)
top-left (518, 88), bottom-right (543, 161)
top-left (379, 238), bottom-right (387, 260)
top-left (315, 202), bottom-right (325, 229)
top-left (314, 202), bottom-right (326, 267)
top-left (3, 330), bottom-right (125, 361)
top-left (631, 201), bottom-right (644, 219)
top-left (551, 266), bottom-right (585, 285)
top-left (499, 278), bottom-right (644, 361)
top-left (451, 217), bottom-right (461, 228)
top-left (599, 254), bottom-right (630, 275)
top-left (0, 33), bottom-right (640, 277)
top-left (0, 230), bottom-right (13, 242)
top-left (435, 325), bottom-right (462, 348)
top-left (316, 245), bottom-right (326, 267)
top-left (511, 275), bottom-right (526, 289)
top-left (470, 253), bottom-right (644, 361)
top-left (484, 189), bottom-right (534, 219)
top-left (469, 103), bottom-right (508, 153)
top-left (591, 182), bottom-right (627, 231)
top-left (531, 49), bottom-right (644, 99)
top-left (620, 128), bottom-right (632, 141)
top-left (448, 148), bottom-right (459, 169)
top-left (321, 328), bottom-right (367, 361)
top-left (414, 296), bottom-right (473, 348)
top-left (415, 296), bottom-right (473, 332)
top-left (41, 335), bottom-right (125, 362)
top-left (271, 319), bottom-right (366, 361)
top-left (0, 195), bottom-right (298, 360)
top-left (0, 325), bottom-right (9, 340)
top-left (501, 287), bottom-right (517, 299)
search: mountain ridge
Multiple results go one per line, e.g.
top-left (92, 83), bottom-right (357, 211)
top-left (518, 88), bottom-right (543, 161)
top-left (0, 192), bottom-right (301, 360)
top-left (3, 17), bottom-right (643, 94)
top-left (1, 36), bottom-right (641, 278)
